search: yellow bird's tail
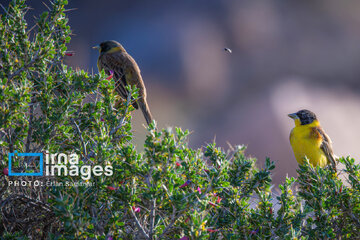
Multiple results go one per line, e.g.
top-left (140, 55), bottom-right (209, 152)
top-left (328, 154), bottom-right (337, 173)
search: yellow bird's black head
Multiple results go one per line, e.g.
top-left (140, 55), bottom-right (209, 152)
top-left (288, 109), bottom-right (317, 125)
top-left (93, 40), bottom-right (125, 54)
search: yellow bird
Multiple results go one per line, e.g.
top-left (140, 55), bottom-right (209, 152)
top-left (288, 109), bottom-right (336, 171)
top-left (93, 40), bottom-right (153, 125)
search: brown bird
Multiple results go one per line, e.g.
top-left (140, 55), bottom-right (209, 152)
top-left (93, 40), bottom-right (153, 125)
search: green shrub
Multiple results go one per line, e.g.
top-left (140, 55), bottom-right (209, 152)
top-left (1, 1), bottom-right (360, 239)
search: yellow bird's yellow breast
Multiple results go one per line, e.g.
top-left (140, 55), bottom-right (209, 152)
top-left (289, 120), bottom-right (328, 167)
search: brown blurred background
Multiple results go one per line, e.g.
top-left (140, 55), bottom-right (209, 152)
top-left (16, 0), bottom-right (360, 184)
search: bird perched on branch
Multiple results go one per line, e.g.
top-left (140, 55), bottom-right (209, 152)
top-left (93, 40), bottom-right (153, 125)
top-left (288, 109), bottom-right (337, 171)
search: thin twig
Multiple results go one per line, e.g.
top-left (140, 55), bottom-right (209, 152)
top-left (0, 4), bottom-right (14, 19)
top-left (63, 8), bottom-right (78, 12)
top-left (71, 119), bottom-right (87, 156)
top-left (7, 128), bottom-right (13, 153)
top-left (25, 97), bottom-right (35, 153)
top-left (42, 1), bottom-right (51, 11)
top-left (159, 206), bottom-right (186, 239)
top-left (149, 198), bottom-right (156, 239)
top-left (130, 206), bottom-right (149, 239)
top-left (82, 140), bottom-right (96, 163)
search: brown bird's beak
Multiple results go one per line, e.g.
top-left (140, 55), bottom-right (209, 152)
top-left (92, 45), bottom-right (100, 50)
top-left (288, 113), bottom-right (298, 119)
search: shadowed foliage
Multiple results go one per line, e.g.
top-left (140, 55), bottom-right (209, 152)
top-left (1, 1), bottom-right (360, 239)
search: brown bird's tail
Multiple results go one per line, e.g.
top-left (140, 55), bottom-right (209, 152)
top-left (138, 99), bottom-right (153, 125)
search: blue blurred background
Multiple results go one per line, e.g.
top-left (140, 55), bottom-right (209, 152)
top-left (13, 0), bottom-right (360, 183)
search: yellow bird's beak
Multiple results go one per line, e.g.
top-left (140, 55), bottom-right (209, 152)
top-left (288, 113), bottom-right (298, 119)
top-left (92, 45), bottom-right (100, 50)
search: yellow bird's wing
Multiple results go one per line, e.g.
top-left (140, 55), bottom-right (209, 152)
top-left (314, 126), bottom-right (337, 171)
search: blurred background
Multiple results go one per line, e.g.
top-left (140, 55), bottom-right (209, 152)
top-left (15, 0), bottom-right (360, 184)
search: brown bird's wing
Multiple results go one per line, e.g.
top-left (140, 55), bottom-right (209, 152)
top-left (314, 126), bottom-right (337, 171)
top-left (98, 52), bottom-right (139, 109)
top-left (98, 50), bottom-right (153, 124)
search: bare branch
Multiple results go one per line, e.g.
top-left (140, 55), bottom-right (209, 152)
top-left (149, 198), bottom-right (156, 239)
top-left (130, 206), bottom-right (149, 239)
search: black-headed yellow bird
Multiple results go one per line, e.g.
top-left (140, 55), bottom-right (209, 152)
top-left (288, 109), bottom-right (337, 171)
top-left (93, 40), bottom-right (153, 125)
